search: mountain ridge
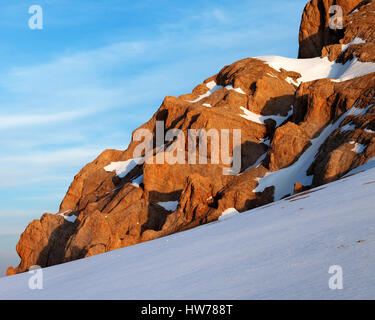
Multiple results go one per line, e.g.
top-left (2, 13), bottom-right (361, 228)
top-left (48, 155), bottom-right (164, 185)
top-left (7, 0), bottom-right (375, 276)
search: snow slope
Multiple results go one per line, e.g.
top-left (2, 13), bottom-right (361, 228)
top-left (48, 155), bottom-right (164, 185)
top-left (257, 56), bottom-right (375, 84)
top-left (1, 165), bottom-right (375, 299)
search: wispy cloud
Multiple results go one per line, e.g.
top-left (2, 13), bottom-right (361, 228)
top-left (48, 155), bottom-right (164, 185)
top-left (0, 147), bottom-right (110, 188)
top-left (0, 147), bottom-right (103, 165)
top-left (0, 109), bottom-right (94, 129)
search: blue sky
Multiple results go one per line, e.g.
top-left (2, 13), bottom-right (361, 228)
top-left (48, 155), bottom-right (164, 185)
top-left (0, 0), bottom-right (307, 275)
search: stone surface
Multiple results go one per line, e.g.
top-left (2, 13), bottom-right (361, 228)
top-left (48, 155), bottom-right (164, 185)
top-left (298, 0), bottom-right (365, 59)
top-left (7, 0), bottom-right (375, 276)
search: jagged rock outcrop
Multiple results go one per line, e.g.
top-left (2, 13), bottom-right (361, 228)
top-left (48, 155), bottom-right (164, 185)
top-left (7, 0), bottom-right (375, 275)
top-left (298, 0), bottom-right (366, 58)
top-left (309, 81), bottom-right (375, 184)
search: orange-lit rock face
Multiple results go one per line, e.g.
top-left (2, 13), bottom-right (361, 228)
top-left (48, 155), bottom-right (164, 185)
top-left (8, 0), bottom-right (375, 275)
top-left (298, 0), bottom-right (368, 59)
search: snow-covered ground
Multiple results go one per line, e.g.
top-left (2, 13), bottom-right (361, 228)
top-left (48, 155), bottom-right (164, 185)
top-left (1, 162), bottom-right (375, 299)
top-left (257, 55), bottom-right (375, 84)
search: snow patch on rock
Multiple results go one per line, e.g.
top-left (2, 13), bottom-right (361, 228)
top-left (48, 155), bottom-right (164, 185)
top-left (188, 81), bottom-right (246, 103)
top-left (239, 105), bottom-right (293, 127)
top-left (158, 201), bottom-right (179, 212)
top-left (342, 37), bottom-right (366, 52)
top-left (350, 141), bottom-right (367, 154)
top-left (104, 158), bottom-right (141, 178)
top-left (340, 123), bottom-right (356, 133)
top-left (132, 175), bottom-right (143, 188)
top-left (219, 208), bottom-right (239, 221)
top-left (58, 210), bottom-right (77, 223)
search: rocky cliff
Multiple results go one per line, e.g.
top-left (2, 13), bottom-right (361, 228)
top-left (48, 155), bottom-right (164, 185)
top-left (7, 0), bottom-right (375, 275)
